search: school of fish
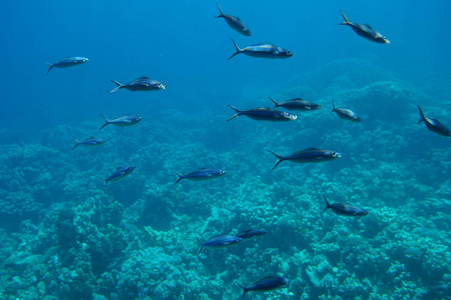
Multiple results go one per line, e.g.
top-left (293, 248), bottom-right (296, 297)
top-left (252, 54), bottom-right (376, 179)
top-left (45, 4), bottom-right (450, 298)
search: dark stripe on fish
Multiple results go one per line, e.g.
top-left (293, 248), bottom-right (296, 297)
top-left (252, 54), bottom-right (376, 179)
top-left (237, 276), bottom-right (290, 299)
top-left (269, 148), bottom-right (341, 170)
top-left (322, 194), bottom-right (368, 216)
top-left (196, 235), bottom-right (241, 255)
top-left (417, 105), bottom-right (451, 137)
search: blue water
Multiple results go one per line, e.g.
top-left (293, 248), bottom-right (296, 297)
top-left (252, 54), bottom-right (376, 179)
top-left (1, 0), bottom-right (451, 299)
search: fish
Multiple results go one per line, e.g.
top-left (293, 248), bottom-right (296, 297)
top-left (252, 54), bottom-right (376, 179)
top-left (99, 113), bottom-right (142, 131)
top-left (45, 57), bottom-right (89, 75)
top-left (103, 165), bottom-right (135, 185)
top-left (269, 148), bottom-right (341, 170)
top-left (322, 194), bottom-right (368, 216)
top-left (227, 105), bottom-right (297, 122)
top-left (173, 168), bottom-right (226, 186)
top-left (269, 97), bottom-right (321, 111)
top-left (72, 136), bottom-right (105, 150)
top-left (215, 3), bottom-right (251, 36)
top-left (236, 276), bottom-right (291, 300)
top-left (227, 40), bottom-right (293, 60)
top-left (236, 229), bottom-right (268, 240)
top-left (196, 235), bottom-right (241, 255)
top-left (108, 76), bottom-right (166, 93)
top-left (417, 105), bottom-right (451, 137)
top-left (339, 10), bottom-right (390, 44)
top-left (332, 99), bottom-right (362, 122)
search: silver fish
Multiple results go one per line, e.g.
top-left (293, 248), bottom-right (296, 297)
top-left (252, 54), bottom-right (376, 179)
top-left (332, 99), bottom-right (362, 122)
top-left (103, 165), bottom-right (135, 185)
top-left (99, 113), bottom-right (142, 130)
top-left (108, 76), bottom-right (166, 93)
top-left (72, 136), bottom-right (105, 150)
top-left (215, 3), bottom-right (251, 36)
top-left (45, 57), bottom-right (89, 75)
top-left (227, 40), bottom-right (293, 60)
top-left (339, 10), bottom-right (389, 44)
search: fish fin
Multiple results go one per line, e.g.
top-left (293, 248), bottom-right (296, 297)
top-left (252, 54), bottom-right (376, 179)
top-left (137, 76), bottom-right (149, 79)
top-left (322, 194), bottom-right (331, 213)
top-left (108, 80), bottom-right (123, 93)
top-left (173, 170), bottom-right (184, 186)
top-left (417, 105), bottom-right (425, 124)
top-left (268, 97), bottom-right (280, 108)
top-left (104, 178), bottom-right (108, 185)
top-left (331, 98), bottom-right (336, 113)
top-left (307, 147), bottom-right (320, 150)
top-left (215, 2), bottom-right (224, 18)
top-left (339, 10), bottom-right (350, 25)
top-left (227, 39), bottom-right (242, 60)
top-left (364, 23), bottom-right (373, 29)
top-left (269, 151), bottom-right (284, 170)
top-left (72, 136), bottom-right (80, 150)
top-left (196, 238), bottom-right (204, 255)
top-left (45, 62), bottom-right (53, 75)
top-left (234, 282), bottom-right (248, 300)
top-left (99, 113), bottom-right (110, 130)
top-left (227, 105), bottom-right (241, 121)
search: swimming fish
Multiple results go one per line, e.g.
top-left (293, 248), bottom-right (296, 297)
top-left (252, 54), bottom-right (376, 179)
top-left (236, 276), bottom-right (290, 300)
top-left (173, 168), bottom-right (226, 186)
top-left (269, 148), bottom-right (341, 170)
top-left (196, 235), bottom-right (241, 255)
top-left (228, 105), bottom-right (297, 122)
top-left (339, 10), bottom-right (389, 44)
top-left (322, 194), bottom-right (368, 216)
top-left (215, 3), bottom-right (251, 36)
top-left (99, 113), bottom-right (142, 131)
top-left (108, 76), bottom-right (166, 93)
top-left (236, 229), bottom-right (268, 240)
top-left (269, 97), bottom-right (321, 111)
top-left (417, 105), bottom-right (451, 137)
top-left (45, 57), bottom-right (89, 75)
top-left (72, 136), bottom-right (105, 150)
top-left (103, 165), bottom-right (135, 185)
top-left (332, 99), bottom-right (362, 122)
top-left (227, 40), bottom-right (293, 60)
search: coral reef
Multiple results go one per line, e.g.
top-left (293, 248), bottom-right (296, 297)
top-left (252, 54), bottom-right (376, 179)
top-left (0, 59), bottom-right (450, 299)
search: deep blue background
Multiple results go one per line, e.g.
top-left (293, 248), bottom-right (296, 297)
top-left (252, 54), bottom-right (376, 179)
top-left (1, 0), bottom-right (450, 135)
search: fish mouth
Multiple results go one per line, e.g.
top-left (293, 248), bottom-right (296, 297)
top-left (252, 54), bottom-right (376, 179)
top-left (334, 152), bottom-right (342, 158)
top-left (289, 115), bottom-right (297, 120)
top-left (159, 84), bottom-right (167, 90)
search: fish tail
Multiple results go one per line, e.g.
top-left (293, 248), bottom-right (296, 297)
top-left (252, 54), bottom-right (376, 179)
top-left (268, 97), bottom-right (280, 108)
top-left (103, 178), bottom-right (109, 185)
top-left (331, 98), bottom-right (336, 113)
top-left (72, 136), bottom-right (80, 150)
top-left (196, 238), bottom-right (204, 255)
top-left (322, 194), bottom-right (331, 213)
top-left (227, 39), bottom-right (242, 60)
top-left (417, 105), bottom-right (425, 124)
top-left (108, 80), bottom-right (123, 93)
top-left (235, 282), bottom-right (248, 300)
top-left (339, 10), bottom-right (350, 25)
top-left (45, 62), bottom-right (53, 76)
top-left (227, 105), bottom-right (241, 121)
top-left (269, 151), bottom-right (284, 170)
top-left (173, 170), bottom-right (183, 186)
top-left (215, 3), bottom-right (224, 18)
top-left (99, 113), bottom-right (110, 130)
